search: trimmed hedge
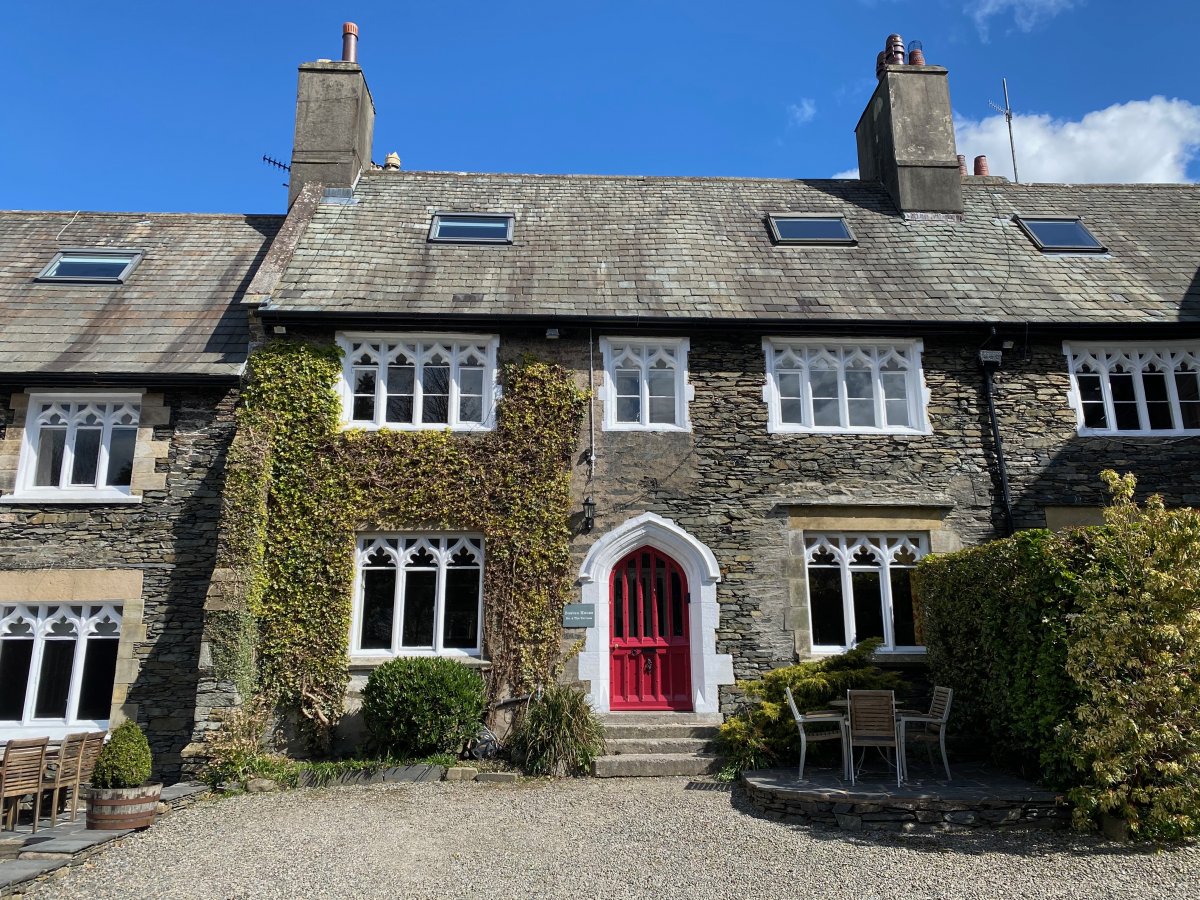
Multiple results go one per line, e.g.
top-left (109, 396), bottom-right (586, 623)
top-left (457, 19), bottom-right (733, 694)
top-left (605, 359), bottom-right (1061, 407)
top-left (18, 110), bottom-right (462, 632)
top-left (915, 472), bottom-right (1200, 840)
top-left (912, 529), bottom-right (1081, 786)
top-left (362, 657), bottom-right (487, 758)
top-left (92, 721), bottom-right (154, 789)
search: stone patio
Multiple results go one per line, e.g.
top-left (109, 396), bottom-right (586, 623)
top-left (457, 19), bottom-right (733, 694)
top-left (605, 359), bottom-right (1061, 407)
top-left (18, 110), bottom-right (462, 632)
top-left (742, 763), bottom-right (1069, 832)
top-left (0, 782), bottom-right (207, 895)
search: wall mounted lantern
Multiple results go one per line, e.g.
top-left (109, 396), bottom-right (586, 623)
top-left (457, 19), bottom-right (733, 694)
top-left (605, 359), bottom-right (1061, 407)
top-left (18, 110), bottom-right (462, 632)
top-left (582, 496), bottom-right (596, 533)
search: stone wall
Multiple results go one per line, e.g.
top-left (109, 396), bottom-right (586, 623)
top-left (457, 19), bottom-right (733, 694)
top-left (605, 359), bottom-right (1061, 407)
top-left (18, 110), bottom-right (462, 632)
top-left (249, 326), bottom-right (1200, 716)
top-left (0, 385), bottom-right (237, 782)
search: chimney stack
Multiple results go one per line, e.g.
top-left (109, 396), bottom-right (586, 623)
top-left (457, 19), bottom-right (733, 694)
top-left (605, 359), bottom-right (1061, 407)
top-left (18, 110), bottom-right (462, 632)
top-left (855, 33), bottom-right (962, 215)
top-left (288, 22), bottom-right (376, 207)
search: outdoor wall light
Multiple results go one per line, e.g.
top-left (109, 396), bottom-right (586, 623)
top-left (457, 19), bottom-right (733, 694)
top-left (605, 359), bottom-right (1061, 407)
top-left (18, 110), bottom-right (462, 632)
top-left (582, 496), bottom-right (596, 533)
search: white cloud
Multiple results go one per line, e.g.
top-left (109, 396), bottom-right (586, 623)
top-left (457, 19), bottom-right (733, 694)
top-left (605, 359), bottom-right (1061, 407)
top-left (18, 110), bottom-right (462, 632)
top-left (969, 0), bottom-right (1077, 40)
top-left (787, 99), bottom-right (817, 127)
top-left (831, 167), bottom-right (859, 180)
top-left (954, 97), bottom-right (1200, 183)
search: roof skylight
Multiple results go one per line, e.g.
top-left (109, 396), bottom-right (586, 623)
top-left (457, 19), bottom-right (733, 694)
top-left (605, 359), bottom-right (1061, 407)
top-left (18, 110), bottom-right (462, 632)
top-left (768, 214), bottom-right (855, 245)
top-left (37, 250), bottom-right (142, 283)
top-left (1015, 217), bottom-right (1106, 253)
top-left (429, 213), bottom-right (513, 244)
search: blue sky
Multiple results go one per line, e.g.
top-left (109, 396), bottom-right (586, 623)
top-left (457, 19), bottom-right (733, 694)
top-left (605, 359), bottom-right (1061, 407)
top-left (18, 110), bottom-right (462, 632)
top-left (5, 0), bottom-right (1199, 213)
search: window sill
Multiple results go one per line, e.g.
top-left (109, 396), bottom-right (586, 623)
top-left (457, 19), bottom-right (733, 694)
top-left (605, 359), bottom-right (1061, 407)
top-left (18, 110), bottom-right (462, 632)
top-left (350, 654), bottom-right (490, 670)
top-left (1076, 428), bottom-right (1200, 438)
top-left (602, 423), bottom-right (691, 433)
top-left (341, 423), bottom-right (494, 433)
top-left (769, 425), bottom-right (931, 436)
top-left (1, 491), bottom-right (142, 505)
top-left (0, 720), bottom-right (109, 742)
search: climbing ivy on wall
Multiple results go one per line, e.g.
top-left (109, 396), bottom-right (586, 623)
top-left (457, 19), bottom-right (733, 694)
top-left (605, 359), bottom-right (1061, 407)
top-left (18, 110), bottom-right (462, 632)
top-left (211, 340), bottom-right (587, 743)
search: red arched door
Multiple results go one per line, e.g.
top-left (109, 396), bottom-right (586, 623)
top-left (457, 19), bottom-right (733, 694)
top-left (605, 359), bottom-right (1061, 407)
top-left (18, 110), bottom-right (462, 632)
top-left (610, 546), bottom-right (692, 710)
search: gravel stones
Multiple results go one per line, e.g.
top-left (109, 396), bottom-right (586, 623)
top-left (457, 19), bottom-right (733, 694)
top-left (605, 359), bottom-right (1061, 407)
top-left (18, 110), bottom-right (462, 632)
top-left (25, 778), bottom-right (1200, 900)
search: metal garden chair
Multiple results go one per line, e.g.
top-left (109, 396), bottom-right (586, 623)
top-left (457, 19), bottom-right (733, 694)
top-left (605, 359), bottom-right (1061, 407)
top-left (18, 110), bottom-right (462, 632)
top-left (784, 687), bottom-right (849, 781)
top-left (898, 686), bottom-right (954, 781)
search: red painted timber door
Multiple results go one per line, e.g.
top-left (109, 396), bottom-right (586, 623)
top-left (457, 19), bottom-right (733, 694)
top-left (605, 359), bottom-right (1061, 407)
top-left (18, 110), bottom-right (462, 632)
top-left (610, 546), bottom-right (692, 710)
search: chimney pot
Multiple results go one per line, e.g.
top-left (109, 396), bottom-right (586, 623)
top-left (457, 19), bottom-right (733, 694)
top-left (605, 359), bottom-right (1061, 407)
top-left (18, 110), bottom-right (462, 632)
top-left (958, 154), bottom-right (968, 176)
top-left (875, 50), bottom-right (887, 79)
top-left (342, 22), bottom-right (359, 63)
top-left (907, 40), bottom-right (926, 66)
top-left (974, 155), bottom-right (990, 176)
top-left (886, 33), bottom-right (906, 65)
top-left (383, 152), bottom-right (401, 171)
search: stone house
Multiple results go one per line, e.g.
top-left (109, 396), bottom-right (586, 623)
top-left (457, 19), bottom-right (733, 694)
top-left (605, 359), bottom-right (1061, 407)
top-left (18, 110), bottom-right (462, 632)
top-left (216, 24), bottom-right (1200, 759)
top-left (0, 211), bottom-right (280, 779)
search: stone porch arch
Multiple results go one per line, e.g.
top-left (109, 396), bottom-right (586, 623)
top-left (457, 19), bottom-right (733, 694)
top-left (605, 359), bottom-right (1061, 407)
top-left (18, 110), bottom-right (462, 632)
top-left (576, 512), bottom-right (734, 714)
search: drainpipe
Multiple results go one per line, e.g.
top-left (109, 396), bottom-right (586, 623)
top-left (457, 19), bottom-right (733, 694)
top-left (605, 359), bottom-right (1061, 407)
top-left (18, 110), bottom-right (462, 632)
top-left (979, 349), bottom-right (1015, 535)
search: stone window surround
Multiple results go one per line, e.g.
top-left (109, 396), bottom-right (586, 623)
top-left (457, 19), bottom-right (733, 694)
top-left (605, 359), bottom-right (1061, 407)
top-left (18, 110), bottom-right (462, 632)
top-left (335, 332), bottom-right (500, 432)
top-left (785, 504), bottom-right (962, 663)
top-left (348, 533), bottom-right (485, 665)
top-left (599, 336), bottom-right (693, 432)
top-left (0, 568), bottom-right (144, 741)
top-left (0, 389), bottom-right (170, 504)
top-left (1064, 341), bottom-right (1200, 437)
top-left (762, 337), bottom-right (931, 435)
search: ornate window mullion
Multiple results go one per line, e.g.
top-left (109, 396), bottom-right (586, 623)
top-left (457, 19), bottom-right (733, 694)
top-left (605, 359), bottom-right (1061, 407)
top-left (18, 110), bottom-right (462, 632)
top-left (412, 351), bottom-right (426, 427)
top-left (65, 624), bottom-right (90, 724)
top-left (373, 351), bottom-right (388, 428)
top-left (1130, 356), bottom-right (1151, 432)
top-left (96, 411), bottom-right (114, 489)
top-left (835, 354), bottom-right (850, 429)
top-left (879, 555), bottom-right (897, 650)
top-left (639, 349), bottom-right (651, 428)
top-left (391, 563), bottom-right (406, 654)
top-left (1163, 354), bottom-right (1185, 430)
top-left (871, 354), bottom-right (886, 429)
top-left (21, 629), bottom-right (45, 724)
top-left (1097, 355), bottom-right (1118, 432)
top-left (839, 541), bottom-right (856, 648)
top-left (432, 555), bottom-right (447, 655)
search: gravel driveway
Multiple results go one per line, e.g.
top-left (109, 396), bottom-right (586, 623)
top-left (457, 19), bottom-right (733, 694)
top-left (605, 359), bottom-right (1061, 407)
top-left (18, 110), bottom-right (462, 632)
top-left (25, 778), bottom-right (1200, 900)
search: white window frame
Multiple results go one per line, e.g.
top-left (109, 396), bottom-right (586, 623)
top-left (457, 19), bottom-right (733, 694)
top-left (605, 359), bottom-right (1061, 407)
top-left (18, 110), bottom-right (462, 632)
top-left (763, 338), bottom-right (929, 434)
top-left (336, 333), bottom-right (500, 432)
top-left (599, 337), bottom-right (692, 432)
top-left (5, 391), bottom-right (144, 504)
top-left (0, 602), bottom-right (122, 741)
top-left (1065, 342), bottom-right (1200, 437)
top-left (803, 533), bottom-right (928, 655)
top-left (36, 249), bottom-right (143, 283)
top-left (349, 534), bottom-right (484, 660)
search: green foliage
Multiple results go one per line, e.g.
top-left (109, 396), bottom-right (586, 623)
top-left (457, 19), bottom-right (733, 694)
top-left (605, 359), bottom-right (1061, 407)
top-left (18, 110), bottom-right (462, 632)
top-left (92, 721), bottom-right (154, 789)
top-left (716, 641), bottom-right (906, 772)
top-left (1065, 471), bottom-right (1200, 840)
top-left (362, 657), bottom-right (488, 758)
top-left (508, 684), bottom-right (607, 776)
top-left (913, 529), bottom-right (1082, 785)
top-left (209, 340), bottom-right (587, 747)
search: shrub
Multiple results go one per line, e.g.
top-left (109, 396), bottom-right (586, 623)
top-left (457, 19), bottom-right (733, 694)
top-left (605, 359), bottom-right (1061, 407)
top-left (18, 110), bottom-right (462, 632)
top-left (508, 684), bottom-right (606, 776)
top-left (717, 640), bottom-right (906, 772)
top-left (913, 528), bottom-right (1082, 785)
top-left (91, 721), bottom-right (154, 789)
top-left (362, 657), bottom-right (487, 758)
top-left (1065, 472), bottom-right (1200, 840)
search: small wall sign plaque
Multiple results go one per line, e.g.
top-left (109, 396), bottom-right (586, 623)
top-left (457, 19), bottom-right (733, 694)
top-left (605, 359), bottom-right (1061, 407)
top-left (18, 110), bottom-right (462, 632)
top-left (562, 603), bottom-right (596, 628)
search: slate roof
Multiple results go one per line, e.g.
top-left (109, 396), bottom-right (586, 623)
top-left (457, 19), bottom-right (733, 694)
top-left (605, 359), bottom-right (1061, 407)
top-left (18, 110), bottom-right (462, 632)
top-left (267, 171), bottom-right (1200, 326)
top-left (0, 211), bottom-right (281, 378)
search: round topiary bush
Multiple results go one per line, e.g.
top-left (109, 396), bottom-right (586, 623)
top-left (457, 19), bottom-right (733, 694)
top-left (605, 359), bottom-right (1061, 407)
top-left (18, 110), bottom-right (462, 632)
top-left (362, 657), bottom-right (487, 758)
top-left (91, 720), bottom-right (154, 789)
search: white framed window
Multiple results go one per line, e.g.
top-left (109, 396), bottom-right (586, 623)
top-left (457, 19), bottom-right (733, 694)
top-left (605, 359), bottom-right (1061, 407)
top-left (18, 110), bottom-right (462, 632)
top-left (36, 249), bottom-right (143, 283)
top-left (337, 333), bottom-right (499, 431)
top-left (8, 393), bottom-right (142, 503)
top-left (763, 339), bottom-right (928, 434)
top-left (804, 533), bottom-right (927, 654)
top-left (600, 337), bottom-right (692, 431)
top-left (1065, 343), bottom-right (1200, 435)
top-left (0, 603), bottom-right (122, 740)
top-left (351, 535), bottom-right (484, 658)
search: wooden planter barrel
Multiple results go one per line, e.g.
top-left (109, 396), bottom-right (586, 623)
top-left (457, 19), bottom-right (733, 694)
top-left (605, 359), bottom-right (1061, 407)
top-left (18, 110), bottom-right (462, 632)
top-left (86, 784), bottom-right (163, 830)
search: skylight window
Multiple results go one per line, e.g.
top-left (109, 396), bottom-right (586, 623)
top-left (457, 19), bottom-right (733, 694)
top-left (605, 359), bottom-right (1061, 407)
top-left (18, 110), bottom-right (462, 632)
top-left (37, 250), bottom-right (142, 283)
top-left (429, 213), bottom-right (513, 244)
top-left (1015, 217), bottom-right (1106, 253)
top-left (768, 214), bottom-right (855, 245)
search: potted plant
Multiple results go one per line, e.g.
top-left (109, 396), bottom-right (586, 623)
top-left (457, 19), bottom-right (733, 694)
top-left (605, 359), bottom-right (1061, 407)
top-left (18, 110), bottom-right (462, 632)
top-left (86, 721), bottom-right (162, 830)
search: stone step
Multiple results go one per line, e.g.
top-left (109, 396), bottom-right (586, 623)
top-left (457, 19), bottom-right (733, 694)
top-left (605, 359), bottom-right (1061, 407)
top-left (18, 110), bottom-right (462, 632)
top-left (592, 752), bottom-right (723, 778)
top-left (604, 736), bottom-right (714, 755)
top-left (602, 723), bottom-right (721, 740)
top-left (598, 712), bottom-right (723, 727)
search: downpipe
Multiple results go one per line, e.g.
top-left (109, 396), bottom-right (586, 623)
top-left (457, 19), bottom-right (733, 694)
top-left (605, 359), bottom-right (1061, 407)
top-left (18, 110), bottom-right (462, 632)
top-left (979, 349), bottom-right (1015, 535)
